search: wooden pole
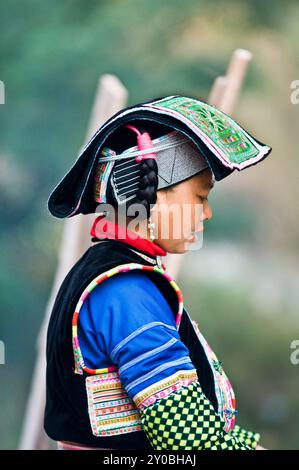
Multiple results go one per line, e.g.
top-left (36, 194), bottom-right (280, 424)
top-left (208, 76), bottom-right (228, 108)
top-left (218, 48), bottom-right (252, 115)
top-left (19, 75), bottom-right (128, 450)
top-left (164, 48), bottom-right (252, 279)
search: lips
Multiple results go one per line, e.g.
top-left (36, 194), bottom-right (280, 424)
top-left (187, 234), bottom-right (196, 242)
top-left (186, 228), bottom-right (204, 242)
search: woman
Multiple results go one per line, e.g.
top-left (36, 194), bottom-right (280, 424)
top-left (44, 95), bottom-right (271, 450)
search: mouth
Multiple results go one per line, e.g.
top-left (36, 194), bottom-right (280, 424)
top-left (186, 228), bottom-right (204, 242)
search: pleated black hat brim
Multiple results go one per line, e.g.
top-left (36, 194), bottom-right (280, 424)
top-left (48, 95), bottom-right (272, 219)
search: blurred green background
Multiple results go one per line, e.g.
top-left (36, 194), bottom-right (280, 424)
top-left (0, 0), bottom-right (298, 450)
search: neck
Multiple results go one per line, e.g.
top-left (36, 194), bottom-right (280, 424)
top-left (90, 213), bottom-right (166, 258)
top-left (110, 210), bottom-right (153, 242)
top-left (123, 216), bottom-right (152, 241)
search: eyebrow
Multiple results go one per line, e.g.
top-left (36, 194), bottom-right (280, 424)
top-left (205, 180), bottom-right (215, 190)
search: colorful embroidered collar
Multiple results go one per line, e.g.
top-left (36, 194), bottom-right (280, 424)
top-left (90, 215), bottom-right (167, 258)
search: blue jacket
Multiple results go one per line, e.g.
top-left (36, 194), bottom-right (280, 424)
top-left (78, 270), bottom-right (195, 400)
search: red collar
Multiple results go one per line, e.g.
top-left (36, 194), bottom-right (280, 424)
top-left (90, 215), bottom-right (167, 258)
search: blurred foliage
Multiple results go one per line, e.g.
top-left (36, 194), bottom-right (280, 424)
top-left (0, 0), bottom-right (298, 449)
top-left (180, 274), bottom-right (299, 450)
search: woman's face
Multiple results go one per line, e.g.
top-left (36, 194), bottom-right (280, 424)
top-left (152, 168), bottom-right (214, 253)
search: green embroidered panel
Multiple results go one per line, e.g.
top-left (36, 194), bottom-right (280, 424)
top-left (146, 96), bottom-right (269, 166)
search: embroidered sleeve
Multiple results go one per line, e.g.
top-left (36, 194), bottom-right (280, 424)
top-left (83, 270), bottom-right (253, 449)
top-left (80, 270), bottom-right (196, 391)
top-left (228, 424), bottom-right (261, 449)
top-left (99, 272), bottom-right (196, 397)
top-left (138, 380), bottom-right (253, 450)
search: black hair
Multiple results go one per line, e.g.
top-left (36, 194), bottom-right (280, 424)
top-left (105, 120), bottom-right (172, 220)
top-left (135, 154), bottom-right (158, 219)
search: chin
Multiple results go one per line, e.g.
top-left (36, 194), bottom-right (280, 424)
top-left (166, 242), bottom-right (189, 254)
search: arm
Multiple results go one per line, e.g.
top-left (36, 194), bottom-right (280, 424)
top-left (88, 271), bottom-right (254, 450)
top-left (228, 424), bottom-right (261, 449)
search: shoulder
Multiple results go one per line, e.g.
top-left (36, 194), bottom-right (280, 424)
top-left (86, 269), bottom-right (177, 329)
top-left (89, 270), bottom-right (168, 309)
top-left (78, 267), bottom-right (179, 357)
top-left (92, 269), bottom-right (160, 295)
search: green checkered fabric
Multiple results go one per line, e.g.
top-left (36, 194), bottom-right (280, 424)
top-left (139, 380), bottom-right (253, 450)
top-left (228, 424), bottom-right (261, 449)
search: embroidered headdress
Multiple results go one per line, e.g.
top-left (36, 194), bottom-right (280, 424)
top-left (48, 95), bottom-right (271, 219)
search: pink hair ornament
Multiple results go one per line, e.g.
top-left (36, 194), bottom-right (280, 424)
top-left (125, 124), bottom-right (157, 163)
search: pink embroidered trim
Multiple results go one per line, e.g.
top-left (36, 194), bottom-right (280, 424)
top-left (85, 372), bottom-right (142, 437)
top-left (72, 263), bottom-right (184, 375)
top-left (192, 320), bottom-right (237, 432)
top-left (133, 369), bottom-right (198, 410)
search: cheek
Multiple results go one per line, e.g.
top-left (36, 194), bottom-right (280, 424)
top-left (154, 206), bottom-right (192, 241)
top-left (180, 200), bottom-right (202, 234)
top-left (194, 202), bottom-right (204, 226)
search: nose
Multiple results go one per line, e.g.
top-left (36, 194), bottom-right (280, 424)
top-left (203, 199), bottom-right (212, 221)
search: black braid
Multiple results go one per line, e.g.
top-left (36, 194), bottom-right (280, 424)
top-left (130, 124), bottom-right (159, 219)
top-left (104, 122), bottom-right (170, 220)
top-left (135, 158), bottom-right (158, 219)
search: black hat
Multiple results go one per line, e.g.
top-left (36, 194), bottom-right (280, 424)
top-left (48, 95), bottom-right (272, 219)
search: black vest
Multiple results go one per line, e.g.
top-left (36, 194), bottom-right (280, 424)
top-left (44, 239), bottom-right (217, 449)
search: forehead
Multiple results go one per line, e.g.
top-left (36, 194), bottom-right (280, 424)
top-left (192, 169), bottom-right (215, 191)
top-left (204, 176), bottom-right (215, 190)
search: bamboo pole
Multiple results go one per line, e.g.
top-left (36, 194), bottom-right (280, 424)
top-left (19, 74), bottom-right (128, 450)
top-left (218, 48), bottom-right (252, 114)
top-left (208, 76), bottom-right (228, 108)
top-left (164, 48), bottom-right (252, 279)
